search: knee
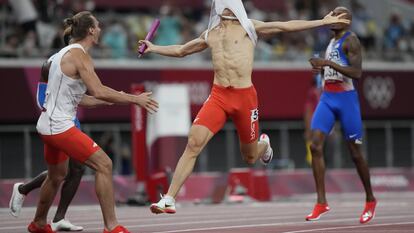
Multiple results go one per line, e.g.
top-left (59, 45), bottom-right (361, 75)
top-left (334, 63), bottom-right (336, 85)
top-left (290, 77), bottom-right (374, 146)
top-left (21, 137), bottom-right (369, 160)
top-left (49, 170), bottom-right (67, 185)
top-left (310, 141), bottom-right (323, 158)
top-left (95, 156), bottom-right (113, 175)
top-left (186, 135), bottom-right (205, 156)
top-left (349, 149), bottom-right (363, 161)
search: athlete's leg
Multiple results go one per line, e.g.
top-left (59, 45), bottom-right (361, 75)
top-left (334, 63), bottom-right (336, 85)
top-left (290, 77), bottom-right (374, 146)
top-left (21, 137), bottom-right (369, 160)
top-left (165, 91), bottom-right (226, 198)
top-left (309, 97), bottom-right (336, 204)
top-left (346, 142), bottom-right (375, 202)
top-left (306, 130), bottom-right (331, 221)
top-left (239, 139), bottom-right (267, 165)
top-left (49, 127), bottom-right (124, 231)
top-left (309, 131), bottom-right (328, 204)
top-left (166, 125), bottom-right (214, 198)
top-left (32, 160), bottom-right (68, 227)
top-left (151, 125), bottom-right (214, 214)
top-left (18, 171), bottom-right (48, 195)
top-left (83, 149), bottom-right (118, 231)
top-left (338, 91), bottom-right (375, 203)
top-left (231, 87), bottom-right (269, 164)
top-left (348, 140), bottom-right (377, 224)
top-left (151, 91), bottom-right (227, 214)
top-left (338, 91), bottom-right (376, 223)
top-left (53, 159), bottom-right (85, 222)
top-left (10, 170), bottom-right (49, 218)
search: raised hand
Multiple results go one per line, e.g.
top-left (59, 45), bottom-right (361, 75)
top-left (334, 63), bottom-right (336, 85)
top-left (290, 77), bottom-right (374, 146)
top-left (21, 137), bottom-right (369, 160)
top-left (322, 11), bottom-right (350, 25)
top-left (135, 92), bottom-right (159, 114)
top-left (138, 40), bottom-right (154, 54)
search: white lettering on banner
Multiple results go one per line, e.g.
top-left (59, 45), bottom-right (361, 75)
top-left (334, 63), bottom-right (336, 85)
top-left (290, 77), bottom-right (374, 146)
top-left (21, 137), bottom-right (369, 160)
top-left (363, 76), bottom-right (395, 109)
top-left (371, 175), bottom-right (409, 188)
top-left (144, 81), bottom-right (210, 105)
top-left (250, 108), bottom-right (259, 140)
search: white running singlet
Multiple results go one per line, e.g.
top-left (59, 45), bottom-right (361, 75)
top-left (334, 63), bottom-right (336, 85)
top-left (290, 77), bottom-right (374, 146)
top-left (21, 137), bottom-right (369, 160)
top-left (37, 44), bottom-right (87, 135)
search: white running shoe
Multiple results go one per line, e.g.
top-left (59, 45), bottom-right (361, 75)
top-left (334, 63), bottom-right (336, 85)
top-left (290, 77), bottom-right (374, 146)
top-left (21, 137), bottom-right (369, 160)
top-left (51, 219), bottom-right (83, 231)
top-left (9, 182), bottom-right (25, 217)
top-left (150, 194), bottom-right (176, 214)
top-left (259, 133), bottom-right (274, 165)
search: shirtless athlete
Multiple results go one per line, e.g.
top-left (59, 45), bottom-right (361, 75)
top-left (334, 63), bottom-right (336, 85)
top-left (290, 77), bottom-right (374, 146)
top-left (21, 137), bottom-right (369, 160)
top-left (139, 0), bottom-right (350, 214)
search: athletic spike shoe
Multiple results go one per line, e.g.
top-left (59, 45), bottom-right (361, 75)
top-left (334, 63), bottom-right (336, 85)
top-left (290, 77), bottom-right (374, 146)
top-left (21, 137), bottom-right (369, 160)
top-left (306, 203), bottom-right (330, 221)
top-left (103, 225), bottom-right (130, 233)
top-left (51, 219), bottom-right (83, 231)
top-left (150, 194), bottom-right (176, 214)
top-left (9, 182), bottom-right (25, 217)
top-left (360, 200), bottom-right (377, 224)
top-left (259, 134), bottom-right (274, 165)
top-left (28, 222), bottom-right (56, 233)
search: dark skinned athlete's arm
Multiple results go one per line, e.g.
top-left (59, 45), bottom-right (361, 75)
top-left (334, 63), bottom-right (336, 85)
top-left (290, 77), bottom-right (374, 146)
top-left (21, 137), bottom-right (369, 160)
top-left (327, 35), bottom-right (362, 79)
top-left (310, 34), bottom-right (362, 79)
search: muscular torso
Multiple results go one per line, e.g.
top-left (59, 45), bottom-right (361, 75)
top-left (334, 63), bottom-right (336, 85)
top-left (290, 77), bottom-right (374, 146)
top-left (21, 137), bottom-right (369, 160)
top-left (206, 21), bottom-right (255, 88)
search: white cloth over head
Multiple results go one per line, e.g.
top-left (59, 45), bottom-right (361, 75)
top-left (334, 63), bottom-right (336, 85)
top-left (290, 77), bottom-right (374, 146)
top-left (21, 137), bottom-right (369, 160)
top-left (205, 0), bottom-right (258, 46)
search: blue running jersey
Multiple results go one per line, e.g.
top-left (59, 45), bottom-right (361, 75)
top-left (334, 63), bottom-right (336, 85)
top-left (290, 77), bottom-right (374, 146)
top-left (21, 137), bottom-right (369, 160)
top-left (323, 31), bottom-right (355, 91)
top-left (36, 82), bottom-right (81, 129)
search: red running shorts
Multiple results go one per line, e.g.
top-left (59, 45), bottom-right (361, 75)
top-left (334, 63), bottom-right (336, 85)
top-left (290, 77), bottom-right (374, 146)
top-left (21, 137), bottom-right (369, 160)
top-left (40, 127), bottom-right (101, 165)
top-left (194, 84), bottom-right (259, 144)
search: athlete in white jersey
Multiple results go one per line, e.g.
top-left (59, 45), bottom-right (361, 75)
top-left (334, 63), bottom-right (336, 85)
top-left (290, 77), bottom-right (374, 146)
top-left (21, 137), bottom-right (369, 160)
top-left (37, 43), bottom-right (88, 135)
top-left (28, 11), bottom-right (158, 233)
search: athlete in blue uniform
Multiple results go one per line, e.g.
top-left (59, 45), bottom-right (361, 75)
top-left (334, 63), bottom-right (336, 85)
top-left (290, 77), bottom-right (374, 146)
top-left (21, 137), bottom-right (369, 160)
top-left (306, 7), bottom-right (376, 224)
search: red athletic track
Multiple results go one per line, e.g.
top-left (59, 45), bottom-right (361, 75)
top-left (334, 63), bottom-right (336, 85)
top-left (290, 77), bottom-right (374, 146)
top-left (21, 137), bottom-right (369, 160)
top-left (1, 192), bottom-right (413, 233)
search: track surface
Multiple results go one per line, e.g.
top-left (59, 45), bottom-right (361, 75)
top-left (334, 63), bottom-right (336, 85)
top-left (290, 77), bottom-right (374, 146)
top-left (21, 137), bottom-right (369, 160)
top-left (1, 192), bottom-right (413, 233)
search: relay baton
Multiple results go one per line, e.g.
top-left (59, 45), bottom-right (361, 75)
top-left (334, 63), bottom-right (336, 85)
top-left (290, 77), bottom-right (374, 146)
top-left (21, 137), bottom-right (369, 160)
top-left (138, 18), bottom-right (160, 58)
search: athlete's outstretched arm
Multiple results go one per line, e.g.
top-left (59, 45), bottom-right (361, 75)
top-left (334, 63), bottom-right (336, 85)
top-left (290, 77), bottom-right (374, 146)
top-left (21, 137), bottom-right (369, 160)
top-left (71, 48), bottom-right (158, 113)
top-left (253, 12), bottom-right (350, 36)
top-left (79, 95), bottom-right (113, 107)
top-left (310, 35), bottom-right (362, 79)
top-left (138, 32), bottom-right (208, 58)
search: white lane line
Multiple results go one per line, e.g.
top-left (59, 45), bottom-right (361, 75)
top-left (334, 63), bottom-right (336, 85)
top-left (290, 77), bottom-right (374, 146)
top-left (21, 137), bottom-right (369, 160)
top-left (0, 214), bottom-right (316, 230)
top-left (2, 213), bottom-right (414, 231)
top-left (283, 221), bottom-right (414, 233)
top-left (94, 214), bottom-right (414, 232)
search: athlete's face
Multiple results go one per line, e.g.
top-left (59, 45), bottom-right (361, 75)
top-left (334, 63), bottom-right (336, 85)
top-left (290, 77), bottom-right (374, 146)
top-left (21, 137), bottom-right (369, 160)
top-left (330, 8), bottom-right (351, 31)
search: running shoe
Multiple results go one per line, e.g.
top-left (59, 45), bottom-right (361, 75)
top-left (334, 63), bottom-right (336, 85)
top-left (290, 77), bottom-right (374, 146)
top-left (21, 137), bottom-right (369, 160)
top-left (51, 219), bottom-right (83, 231)
top-left (306, 203), bottom-right (330, 221)
top-left (28, 222), bottom-right (56, 233)
top-left (103, 225), bottom-right (130, 233)
top-left (259, 133), bottom-right (274, 165)
top-left (9, 182), bottom-right (25, 217)
top-left (360, 200), bottom-right (377, 224)
top-left (150, 194), bottom-right (176, 214)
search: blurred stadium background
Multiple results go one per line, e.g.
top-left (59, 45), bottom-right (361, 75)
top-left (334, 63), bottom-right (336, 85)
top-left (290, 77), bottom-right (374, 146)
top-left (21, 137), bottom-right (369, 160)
top-left (0, 0), bottom-right (414, 211)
